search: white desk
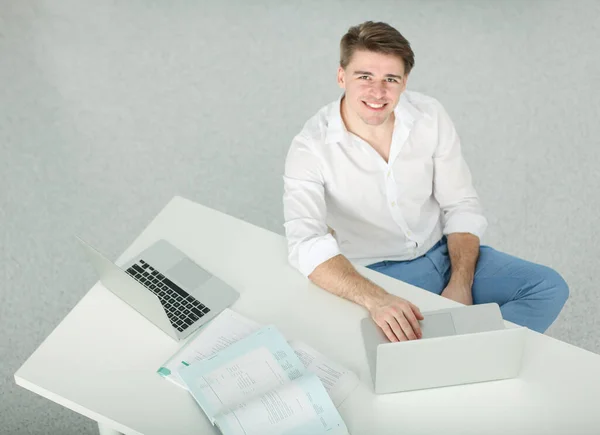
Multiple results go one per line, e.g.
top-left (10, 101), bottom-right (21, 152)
top-left (15, 196), bottom-right (600, 435)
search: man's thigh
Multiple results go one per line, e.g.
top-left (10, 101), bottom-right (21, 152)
top-left (418, 239), bottom-right (558, 305)
top-left (472, 245), bottom-right (557, 305)
top-left (367, 247), bottom-right (447, 295)
top-left (368, 239), bottom-right (562, 308)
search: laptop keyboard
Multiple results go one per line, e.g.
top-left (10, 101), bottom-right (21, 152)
top-left (125, 259), bottom-right (211, 333)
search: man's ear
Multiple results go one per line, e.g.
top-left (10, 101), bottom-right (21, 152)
top-left (337, 66), bottom-right (345, 89)
top-left (401, 73), bottom-right (409, 91)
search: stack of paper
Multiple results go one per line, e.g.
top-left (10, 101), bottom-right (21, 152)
top-left (157, 309), bottom-right (359, 435)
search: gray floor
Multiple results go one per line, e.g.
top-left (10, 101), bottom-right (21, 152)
top-left (1, 0), bottom-right (599, 433)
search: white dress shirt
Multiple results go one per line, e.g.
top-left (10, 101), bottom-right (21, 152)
top-left (283, 90), bottom-right (487, 277)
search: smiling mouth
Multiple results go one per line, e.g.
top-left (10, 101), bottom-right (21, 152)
top-left (363, 101), bottom-right (387, 111)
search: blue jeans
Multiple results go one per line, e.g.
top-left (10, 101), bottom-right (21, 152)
top-left (366, 237), bottom-right (569, 333)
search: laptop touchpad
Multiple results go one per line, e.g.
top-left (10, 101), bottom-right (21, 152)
top-left (167, 258), bottom-right (212, 289)
top-left (420, 313), bottom-right (456, 339)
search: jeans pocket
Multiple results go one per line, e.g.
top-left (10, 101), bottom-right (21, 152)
top-left (425, 240), bottom-right (450, 280)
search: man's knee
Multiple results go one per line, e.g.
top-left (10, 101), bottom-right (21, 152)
top-left (541, 266), bottom-right (570, 306)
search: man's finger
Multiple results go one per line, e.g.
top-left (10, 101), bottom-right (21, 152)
top-left (410, 303), bottom-right (425, 320)
top-left (387, 316), bottom-right (408, 342)
top-left (401, 307), bottom-right (422, 339)
top-left (377, 319), bottom-right (398, 342)
top-left (395, 312), bottom-right (418, 340)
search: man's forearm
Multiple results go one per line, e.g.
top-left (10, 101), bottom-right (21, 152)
top-left (308, 254), bottom-right (386, 310)
top-left (446, 232), bottom-right (480, 287)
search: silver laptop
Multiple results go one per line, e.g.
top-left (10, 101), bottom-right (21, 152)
top-left (77, 237), bottom-right (239, 341)
top-left (361, 303), bottom-right (527, 393)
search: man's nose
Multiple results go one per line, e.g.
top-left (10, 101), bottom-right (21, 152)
top-left (370, 82), bottom-right (387, 99)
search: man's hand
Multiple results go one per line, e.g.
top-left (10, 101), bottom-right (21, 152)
top-left (307, 254), bottom-right (424, 342)
top-left (366, 293), bottom-right (424, 342)
top-left (441, 281), bottom-right (473, 305)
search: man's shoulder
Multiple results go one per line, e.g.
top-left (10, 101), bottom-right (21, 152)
top-left (294, 99), bottom-right (337, 146)
top-left (402, 90), bottom-right (444, 118)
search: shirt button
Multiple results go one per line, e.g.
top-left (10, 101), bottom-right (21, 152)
top-left (387, 170), bottom-right (391, 178)
top-left (406, 231), bottom-right (412, 237)
top-left (391, 201), bottom-right (396, 207)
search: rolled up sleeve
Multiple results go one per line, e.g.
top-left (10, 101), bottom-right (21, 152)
top-left (432, 101), bottom-right (488, 240)
top-left (283, 135), bottom-right (341, 276)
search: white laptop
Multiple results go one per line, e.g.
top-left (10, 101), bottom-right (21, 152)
top-left (77, 237), bottom-right (239, 341)
top-left (361, 303), bottom-right (527, 393)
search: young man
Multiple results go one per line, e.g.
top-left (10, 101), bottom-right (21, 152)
top-left (283, 21), bottom-right (569, 342)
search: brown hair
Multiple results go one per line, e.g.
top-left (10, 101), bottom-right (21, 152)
top-left (340, 21), bottom-right (415, 75)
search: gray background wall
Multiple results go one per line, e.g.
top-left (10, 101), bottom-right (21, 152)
top-left (1, 0), bottom-right (599, 433)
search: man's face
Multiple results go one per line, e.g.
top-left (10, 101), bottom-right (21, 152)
top-left (337, 50), bottom-right (408, 127)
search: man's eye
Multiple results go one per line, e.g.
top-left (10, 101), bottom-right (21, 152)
top-left (359, 76), bottom-right (369, 80)
top-left (387, 78), bottom-right (398, 83)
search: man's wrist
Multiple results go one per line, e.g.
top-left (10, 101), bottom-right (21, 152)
top-left (449, 270), bottom-right (474, 289)
top-left (361, 284), bottom-right (388, 311)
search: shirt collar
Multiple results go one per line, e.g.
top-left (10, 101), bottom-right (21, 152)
top-left (324, 93), bottom-right (350, 145)
top-left (325, 91), bottom-right (425, 145)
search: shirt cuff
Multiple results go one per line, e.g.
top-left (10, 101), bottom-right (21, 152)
top-left (442, 212), bottom-right (488, 240)
top-left (293, 234), bottom-right (341, 277)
